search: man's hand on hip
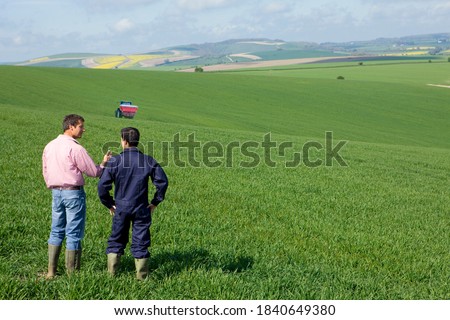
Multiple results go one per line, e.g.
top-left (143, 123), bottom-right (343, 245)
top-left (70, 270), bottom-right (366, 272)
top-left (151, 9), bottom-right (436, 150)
top-left (148, 204), bottom-right (157, 214)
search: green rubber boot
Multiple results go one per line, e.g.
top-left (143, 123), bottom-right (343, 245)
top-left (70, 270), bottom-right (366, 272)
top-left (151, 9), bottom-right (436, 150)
top-left (47, 244), bottom-right (62, 279)
top-left (107, 253), bottom-right (121, 276)
top-left (135, 258), bottom-right (149, 280)
top-left (65, 249), bottom-right (82, 274)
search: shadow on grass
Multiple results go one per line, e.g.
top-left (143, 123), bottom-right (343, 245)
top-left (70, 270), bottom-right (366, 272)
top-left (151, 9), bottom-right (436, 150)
top-left (119, 249), bottom-right (253, 278)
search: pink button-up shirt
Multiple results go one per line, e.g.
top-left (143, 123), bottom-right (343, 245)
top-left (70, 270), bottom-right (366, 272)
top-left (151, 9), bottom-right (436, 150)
top-left (42, 134), bottom-right (102, 188)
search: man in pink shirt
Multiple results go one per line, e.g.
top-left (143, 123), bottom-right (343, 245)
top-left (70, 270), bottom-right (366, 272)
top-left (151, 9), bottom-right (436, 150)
top-left (42, 114), bottom-right (111, 278)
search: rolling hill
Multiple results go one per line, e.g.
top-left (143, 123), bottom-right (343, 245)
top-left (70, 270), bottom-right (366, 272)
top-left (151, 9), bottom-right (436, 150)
top-left (5, 33), bottom-right (450, 71)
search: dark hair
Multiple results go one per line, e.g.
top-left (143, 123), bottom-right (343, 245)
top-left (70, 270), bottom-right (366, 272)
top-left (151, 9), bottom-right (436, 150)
top-left (121, 127), bottom-right (140, 147)
top-left (63, 114), bottom-right (84, 131)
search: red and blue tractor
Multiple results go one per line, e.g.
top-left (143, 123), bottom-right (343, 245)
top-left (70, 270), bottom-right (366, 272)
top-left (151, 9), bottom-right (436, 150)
top-left (115, 101), bottom-right (138, 119)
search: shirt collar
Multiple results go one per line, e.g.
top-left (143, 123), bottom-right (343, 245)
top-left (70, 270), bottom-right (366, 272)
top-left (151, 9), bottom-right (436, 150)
top-left (121, 147), bottom-right (140, 153)
top-left (58, 134), bottom-right (80, 144)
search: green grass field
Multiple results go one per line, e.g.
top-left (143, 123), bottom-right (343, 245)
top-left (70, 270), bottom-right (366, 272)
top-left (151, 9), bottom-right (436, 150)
top-left (0, 60), bottom-right (449, 299)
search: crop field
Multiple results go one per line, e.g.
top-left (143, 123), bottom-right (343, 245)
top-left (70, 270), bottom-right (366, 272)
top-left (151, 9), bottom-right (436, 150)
top-left (93, 54), bottom-right (171, 69)
top-left (237, 59), bottom-right (449, 85)
top-left (0, 60), bottom-right (449, 299)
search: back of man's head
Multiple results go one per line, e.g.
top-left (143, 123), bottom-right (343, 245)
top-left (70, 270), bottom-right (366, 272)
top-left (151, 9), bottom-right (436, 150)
top-left (121, 127), bottom-right (140, 147)
top-left (63, 114), bottom-right (84, 132)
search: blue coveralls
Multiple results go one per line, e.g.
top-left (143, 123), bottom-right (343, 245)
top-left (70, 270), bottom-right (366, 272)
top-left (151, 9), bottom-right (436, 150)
top-left (98, 147), bottom-right (168, 258)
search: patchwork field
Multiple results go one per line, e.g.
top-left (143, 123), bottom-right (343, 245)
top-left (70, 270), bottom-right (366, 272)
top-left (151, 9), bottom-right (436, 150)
top-left (0, 60), bottom-right (448, 299)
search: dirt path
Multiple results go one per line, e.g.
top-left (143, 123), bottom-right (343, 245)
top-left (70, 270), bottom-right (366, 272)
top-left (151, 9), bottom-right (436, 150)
top-left (230, 53), bottom-right (262, 60)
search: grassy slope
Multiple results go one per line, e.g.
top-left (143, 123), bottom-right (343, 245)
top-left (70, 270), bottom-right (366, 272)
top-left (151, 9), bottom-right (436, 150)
top-left (1, 64), bottom-right (450, 148)
top-left (30, 59), bottom-right (85, 68)
top-left (0, 64), bottom-right (448, 299)
top-left (241, 59), bottom-right (450, 84)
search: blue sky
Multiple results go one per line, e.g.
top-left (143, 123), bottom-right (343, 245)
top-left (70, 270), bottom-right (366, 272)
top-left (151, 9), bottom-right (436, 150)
top-left (0, 0), bottom-right (449, 62)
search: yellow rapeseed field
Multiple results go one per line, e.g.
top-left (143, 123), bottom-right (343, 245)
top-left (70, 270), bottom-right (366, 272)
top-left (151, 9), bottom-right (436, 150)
top-left (403, 50), bottom-right (429, 56)
top-left (93, 55), bottom-right (127, 69)
top-left (406, 46), bottom-right (435, 51)
top-left (384, 51), bottom-right (429, 57)
top-left (92, 54), bottom-right (170, 69)
top-left (119, 54), bottom-right (169, 68)
top-left (30, 57), bottom-right (49, 63)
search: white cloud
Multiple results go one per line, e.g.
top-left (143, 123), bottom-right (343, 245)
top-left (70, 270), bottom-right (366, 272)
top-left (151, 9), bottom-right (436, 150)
top-left (13, 36), bottom-right (23, 45)
top-left (113, 18), bottom-right (134, 33)
top-left (72, 0), bottom-right (160, 13)
top-left (177, 0), bottom-right (231, 11)
top-left (81, 0), bottom-right (158, 6)
top-left (359, 2), bottom-right (450, 30)
top-left (262, 2), bottom-right (290, 14)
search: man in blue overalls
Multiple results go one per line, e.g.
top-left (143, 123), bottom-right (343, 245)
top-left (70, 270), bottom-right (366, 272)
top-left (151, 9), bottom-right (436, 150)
top-left (98, 127), bottom-right (168, 280)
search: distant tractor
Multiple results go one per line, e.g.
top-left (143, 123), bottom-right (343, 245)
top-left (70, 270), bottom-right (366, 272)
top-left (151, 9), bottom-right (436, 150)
top-left (115, 101), bottom-right (138, 119)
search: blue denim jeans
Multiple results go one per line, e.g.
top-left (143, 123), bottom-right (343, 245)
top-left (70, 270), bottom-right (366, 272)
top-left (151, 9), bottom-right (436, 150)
top-left (48, 188), bottom-right (86, 250)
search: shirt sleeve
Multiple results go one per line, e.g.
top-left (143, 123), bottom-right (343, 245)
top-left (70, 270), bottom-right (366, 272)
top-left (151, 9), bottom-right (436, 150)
top-left (72, 145), bottom-right (102, 177)
top-left (42, 148), bottom-right (48, 186)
